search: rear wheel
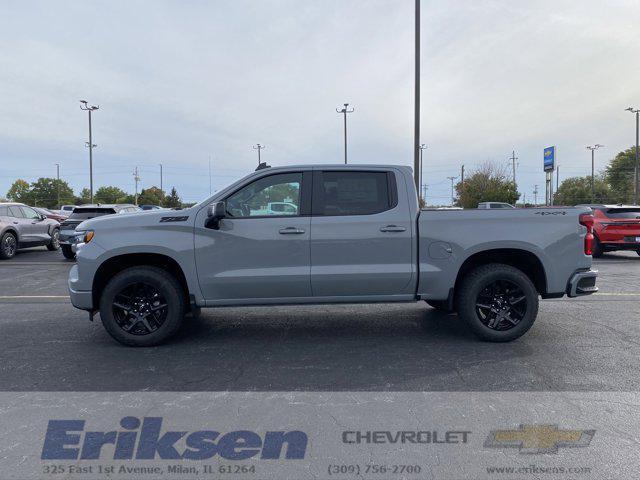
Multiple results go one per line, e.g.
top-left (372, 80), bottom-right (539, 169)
top-left (47, 228), bottom-right (60, 251)
top-left (61, 244), bottom-right (75, 260)
top-left (592, 237), bottom-right (603, 258)
top-left (0, 232), bottom-right (17, 260)
top-left (99, 266), bottom-right (185, 346)
top-left (456, 263), bottom-right (539, 342)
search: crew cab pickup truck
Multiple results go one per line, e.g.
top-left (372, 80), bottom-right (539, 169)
top-left (68, 165), bottom-right (598, 346)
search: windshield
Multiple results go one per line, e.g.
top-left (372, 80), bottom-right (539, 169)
top-left (68, 208), bottom-right (116, 220)
top-left (603, 208), bottom-right (640, 219)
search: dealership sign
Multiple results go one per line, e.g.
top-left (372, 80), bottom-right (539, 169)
top-left (544, 146), bottom-right (556, 171)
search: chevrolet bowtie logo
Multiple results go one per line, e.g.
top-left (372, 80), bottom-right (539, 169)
top-left (484, 424), bottom-right (595, 454)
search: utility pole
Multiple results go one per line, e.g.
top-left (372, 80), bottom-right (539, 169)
top-left (133, 167), bottom-right (140, 206)
top-left (460, 164), bottom-right (465, 184)
top-left (55, 163), bottom-right (60, 208)
top-left (509, 150), bottom-right (518, 185)
top-left (159, 163), bottom-right (163, 195)
top-left (79, 100), bottom-right (99, 203)
top-left (626, 107), bottom-right (640, 204)
top-left (586, 144), bottom-right (604, 203)
top-left (419, 144), bottom-right (428, 201)
top-left (533, 185), bottom-right (539, 206)
top-left (336, 104), bottom-right (354, 164)
top-left (447, 176), bottom-right (458, 206)
top-left (556, 165), bottom-right (560, 191)
top-left (422, 184), bottom-right (428, 204)
top-left (414, 0), bottom-right (421, 192)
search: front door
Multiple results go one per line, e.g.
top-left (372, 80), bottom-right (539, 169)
top-left (20, 206), bottom-right (50, 244)
top-left (194, 170), bottom-right (312, 303)
top-left (310, 169), bottom-right (414, 298)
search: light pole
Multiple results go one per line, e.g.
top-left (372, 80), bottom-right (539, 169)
top-left (626, 107), bottom-right (639, 205)
top-left (253, 144), bottom-right (265, 167)
top-left (336, 103), bottom-right (354, 164)
top-left (446, 176), bottom-right (458, 206)
top-left (55, 163), bottom-right (60, 208)
top-left (419, 144), bottom-right (428, 202)
top-left (79, 100), bottom-right (99, 204)
top-left (159, 163), bottom-right (163, 195)
top-left (586, 144), bottom-right (604, 203)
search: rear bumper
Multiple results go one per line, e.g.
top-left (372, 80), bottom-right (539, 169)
top-left (601, 242), bottom-right (640, 251)
top-left (68, 264), bottom-right (93, 310)
top-left (567, 269), bottom-right (598, 297)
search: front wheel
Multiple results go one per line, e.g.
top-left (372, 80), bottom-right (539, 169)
top-left (47, 228), bottom-right (60, 251)
top-left (61, 244), bottom-right (75, 259)
top-left (99, 266), bottom-right (185, 346)
top-left (456, 263), bottom-right (539, 342)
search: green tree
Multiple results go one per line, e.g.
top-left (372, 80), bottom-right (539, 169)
top-left (605, 147), bottom-right (637, 204)
top-left (162, 187), bottom-right (182, 208)
top-left (77, 188), bottom-right (92, 205)
top-left (6, 179), bottom-right (32, 204)
top-left (455, 162), bottom-right (520, 208)
top-left (137, 186), bottom-right (164, 206)
top-left (554, 175), bottom-right (611, 205)
top-left (95, 186), bottom-right (128, 204)
top-left (29, 177), bottom-right (75, 209)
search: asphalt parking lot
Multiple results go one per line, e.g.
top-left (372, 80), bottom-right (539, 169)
top-left (0, 247), bottom-right (638, 391)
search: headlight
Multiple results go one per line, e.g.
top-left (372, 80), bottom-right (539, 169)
top-left (75, 230), bottom-right (95, 243)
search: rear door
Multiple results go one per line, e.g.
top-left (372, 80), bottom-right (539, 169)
top-left (310, 169), bottom-right (414, 298)
top-left (194, 170), bottom-right (313, 303)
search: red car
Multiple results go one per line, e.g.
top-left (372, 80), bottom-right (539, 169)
top-left (579, 205), bottom-right (640, 257)
top-left (34, 207), bottom-right (68, 223)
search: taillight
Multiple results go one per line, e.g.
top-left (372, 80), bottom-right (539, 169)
top-left (579, 213), bottom-right (595, 255)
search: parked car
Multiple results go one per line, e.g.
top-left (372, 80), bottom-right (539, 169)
top-left (59, 204), bottom-right (139, 259)
top-left (266, 202), bottom-right (298, 215)
top-left (34, 207), bottom-right (67, 222)
top-left (68, 165), bottom-right (597, 347)
top-left (0, 203), bottom-right (60, 259)
top-left (140, 205), bottom-right (163, 210)
top-left (477, 202), bottom-right (515, 209)
top-left (577, 204), bottom-right (640, 257)
top-left (59, 205), bottom-right (76, 215)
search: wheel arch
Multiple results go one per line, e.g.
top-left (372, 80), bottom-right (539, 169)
top-left (453, 248), bottom-right (548, 298)
top-left (92, 253), bottom-right (191, 311)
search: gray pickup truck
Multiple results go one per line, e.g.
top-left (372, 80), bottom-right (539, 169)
top-left (68, 165), bottom-right (598, 346)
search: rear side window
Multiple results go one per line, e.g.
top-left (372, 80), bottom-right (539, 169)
top-left (313, 171), bottom-right (396, 216)
top-left (8, 206), bottom-right (25, 218)
top-left (69, 208), bottom-right (116, 220)
top-left (0, 206), bottom-right (8, 216)
top-left (603, 208), bottom-right (640, 219)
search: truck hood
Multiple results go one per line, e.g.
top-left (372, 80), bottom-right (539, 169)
top-left (76, 208), bottom-right (194, 232)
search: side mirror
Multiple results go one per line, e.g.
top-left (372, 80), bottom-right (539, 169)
top-left (207, 201), bottom-right (226, 220)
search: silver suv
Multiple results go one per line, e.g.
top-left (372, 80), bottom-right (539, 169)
top-left (0, 203), bottom-right (61, 259)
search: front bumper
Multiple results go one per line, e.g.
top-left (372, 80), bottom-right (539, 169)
top-left (567, 269), bottom-right (598, 297)
top-left (68, 264), bottom-right (93, 310)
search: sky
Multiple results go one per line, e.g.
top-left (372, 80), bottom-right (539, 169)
top-left (1, 0), bottom-right (640, 205)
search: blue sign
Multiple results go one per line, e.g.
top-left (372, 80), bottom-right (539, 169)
top-left (543, 146), bottom-right (555, 172)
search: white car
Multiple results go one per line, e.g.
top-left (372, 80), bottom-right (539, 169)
top-left (477, 202), bottom-right (515, 209)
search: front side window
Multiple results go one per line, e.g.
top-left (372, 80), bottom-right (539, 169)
top-left (21, 206), bottom-right (40, 219)
top-left (314, 171), bottom-right (393, 216)
top-left (226, 173), bottom-right (302, 218)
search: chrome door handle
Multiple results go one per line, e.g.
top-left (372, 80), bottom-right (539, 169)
top-left (380, 225), bottom-right (406, 233)
top-left (279, 227), bottom-right (306, 235)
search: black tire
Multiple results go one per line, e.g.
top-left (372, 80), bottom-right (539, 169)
top-left (592, 237), bottom-right (603, 258)
top-left (0, 232), bottom-right (17, 260)
top-left (61, 244), bottom-right (75, 260)
top-left (47, 228), bottom-right (60, 251)
top-left (99, 266), bottom-right (185, 347)
top-left (426, 300), bottom-right (453, 312)
top-left (456, 263), bottom-right (539, 342)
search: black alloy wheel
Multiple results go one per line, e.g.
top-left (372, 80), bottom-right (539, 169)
top-left (112, 282), bottom-right (169, 335)
top-left (475, 279), bottom-right (527, 331)
top-left (1, 233), bottom-right (17, 259)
